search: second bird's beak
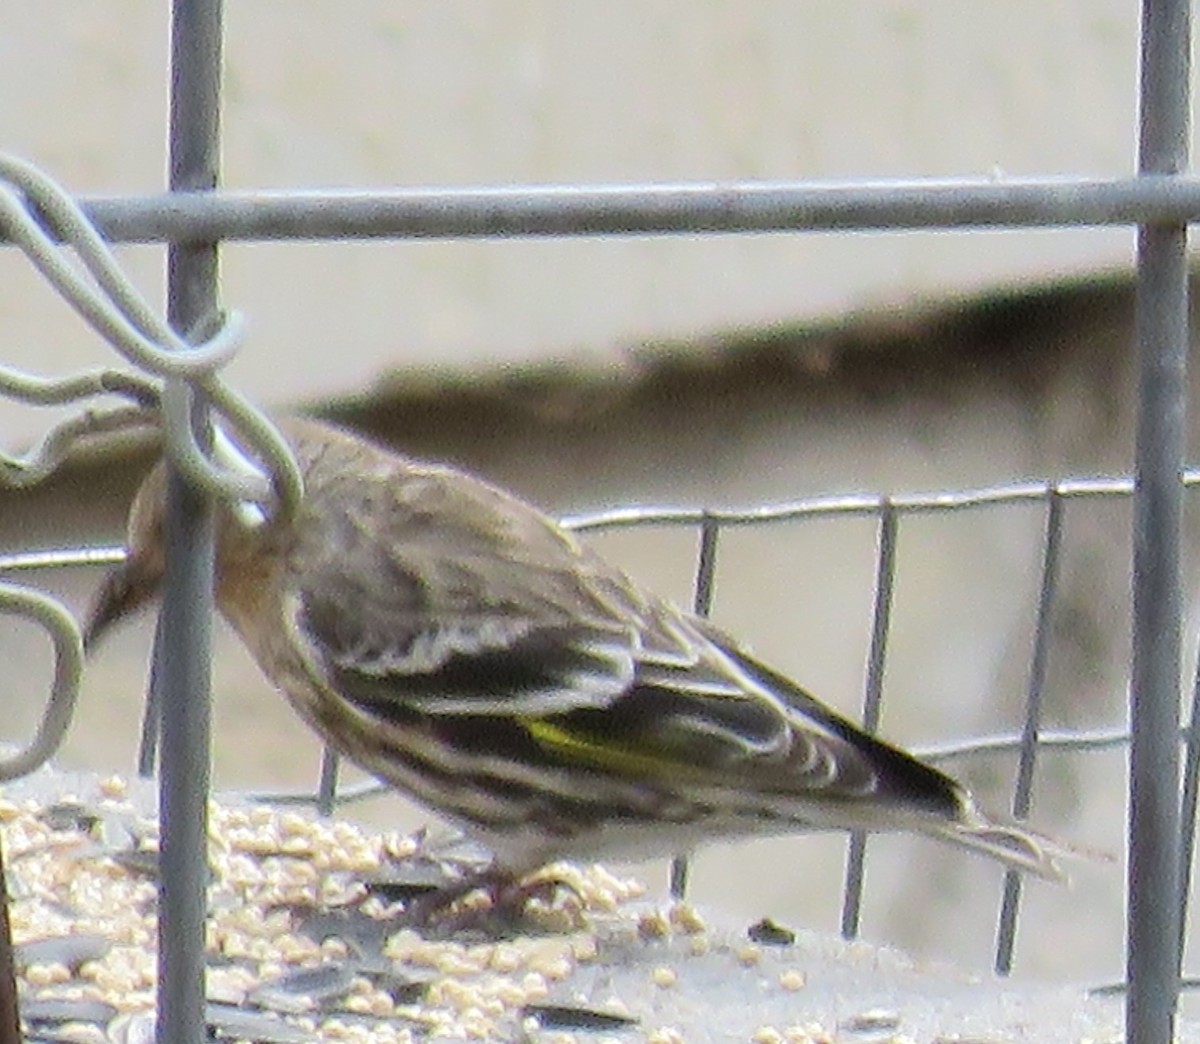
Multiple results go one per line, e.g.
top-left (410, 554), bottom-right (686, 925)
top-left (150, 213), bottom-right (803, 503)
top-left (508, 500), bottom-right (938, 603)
top-left (83, 556), bottom-right (163, 653)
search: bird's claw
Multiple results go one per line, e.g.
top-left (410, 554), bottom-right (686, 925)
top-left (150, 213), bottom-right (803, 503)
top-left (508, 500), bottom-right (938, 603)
top-left (402, 869), bottom-right (586, 936)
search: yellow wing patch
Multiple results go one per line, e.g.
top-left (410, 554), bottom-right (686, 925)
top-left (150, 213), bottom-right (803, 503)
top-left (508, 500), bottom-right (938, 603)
top-left (528, 720), bottom-right (697, 781)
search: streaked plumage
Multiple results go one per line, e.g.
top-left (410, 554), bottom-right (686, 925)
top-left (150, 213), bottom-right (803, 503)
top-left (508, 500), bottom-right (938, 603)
top-left (85, 417), bottom-right (1070, 892)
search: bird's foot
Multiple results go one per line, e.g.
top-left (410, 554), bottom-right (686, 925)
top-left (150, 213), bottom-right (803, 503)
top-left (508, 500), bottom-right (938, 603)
top-left (403, 866), bottom-right (586, 936)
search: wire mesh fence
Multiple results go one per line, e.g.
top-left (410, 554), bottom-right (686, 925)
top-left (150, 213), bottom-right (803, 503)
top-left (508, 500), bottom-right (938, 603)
top-left (0, 2), bottom-right (1194, 1043)
top-left (0, 471), bottom-right (1192, 974)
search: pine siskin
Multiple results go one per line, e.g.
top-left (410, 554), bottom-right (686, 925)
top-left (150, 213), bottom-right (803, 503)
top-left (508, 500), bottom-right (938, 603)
top-left (85, 417), bottom-right (1072, 911)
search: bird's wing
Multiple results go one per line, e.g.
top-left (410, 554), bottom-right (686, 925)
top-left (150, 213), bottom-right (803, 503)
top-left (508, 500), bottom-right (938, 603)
top-left (526, 606), bottom-right (962, 807)
top-left (286, 462), bottom-right (674, 716)
top-left (283, 460), bottom-right (797, 754)
top-left (282, 454), bottom-right (959, 806)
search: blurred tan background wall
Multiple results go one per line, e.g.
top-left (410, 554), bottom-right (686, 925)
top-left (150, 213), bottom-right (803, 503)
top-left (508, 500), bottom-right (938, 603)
top-left (0, 1), bottom-right (1141, 442)
top-left (0, 0), bottom-right (1178, 987)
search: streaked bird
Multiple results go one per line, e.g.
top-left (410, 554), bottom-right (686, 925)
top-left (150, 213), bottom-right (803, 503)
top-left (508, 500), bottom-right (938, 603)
top-left (85, 417), bottom-right (1071, 909)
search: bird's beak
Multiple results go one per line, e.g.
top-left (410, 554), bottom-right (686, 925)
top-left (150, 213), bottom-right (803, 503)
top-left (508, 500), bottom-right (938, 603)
top-left (83, 556), bottom-right (162, 653)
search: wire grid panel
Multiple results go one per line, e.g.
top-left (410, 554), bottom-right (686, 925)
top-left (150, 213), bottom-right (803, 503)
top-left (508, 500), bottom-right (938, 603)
top-left (0, 469), bottom-right (1172, 972)
top-left (305, 474), bottom-right (1089, 975)
top-left (562, 476), bottom-right (1190, 978)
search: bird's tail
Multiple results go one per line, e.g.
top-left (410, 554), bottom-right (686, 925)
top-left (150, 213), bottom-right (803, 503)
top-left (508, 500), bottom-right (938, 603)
top-left (920, 798), bottom-right (1108, 883)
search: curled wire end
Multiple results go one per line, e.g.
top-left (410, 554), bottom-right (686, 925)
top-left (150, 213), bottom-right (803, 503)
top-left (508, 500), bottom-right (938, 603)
top-left (0, 153), bottom-right (303, 785)
top-left (161, 379), bottom-right (269, 504)
top-left (0, 154), bottom-right (240, 382)
top-left (0, 581), bottom-right (84, 781)
top-left (98, 370), bottom-right (161, 409)
top-left (160, 379), bottom-right (304, 524)
top-left (208, 384), bottom-right (305, 526)
top-left (0, 151), bottom-right (303, 523)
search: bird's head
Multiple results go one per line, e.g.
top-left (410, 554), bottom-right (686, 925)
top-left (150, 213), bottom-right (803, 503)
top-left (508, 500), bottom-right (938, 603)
top-left (83, 417), bottom-right (394, 653)
top-left (83, 459), bottom-right (279, 652)
top-left (84, 462), bottom-right (172, 652)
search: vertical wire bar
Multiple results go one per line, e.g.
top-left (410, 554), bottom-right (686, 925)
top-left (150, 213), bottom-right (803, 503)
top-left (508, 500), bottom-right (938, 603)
top-left (1129, 0), bottom-right (1190, 1040)
top-left (994, 491), bottom-right (1065, 974)
top-left (157, 4), bottom-right (223, 1044)
top-left (669, 513), bottom-right (720, 900)
top-left (156, 440), bottom-right (215, 1044)
top-left (0, 834), bottom-right (21, 1044)
top-left (136, 648), bottom-right (161, 777)
top-left (1178, 635), bottom-right (1200, 974)
top-left (317, 748), bottom-right (340, 817)
top-left (840, 501), bottom-right (898, 939)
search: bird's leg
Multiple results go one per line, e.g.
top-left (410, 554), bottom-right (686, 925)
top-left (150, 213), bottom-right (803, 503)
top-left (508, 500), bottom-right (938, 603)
top-left (400, 866), bottom-right (508, 926)
top-left (403, 865), bottom-right (585, 934)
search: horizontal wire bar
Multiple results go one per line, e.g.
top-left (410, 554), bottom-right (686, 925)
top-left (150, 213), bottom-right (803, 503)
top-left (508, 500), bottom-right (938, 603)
top-left (0, 547), bottom-right (127, 572)
top-left (245, 778), bottom-right (385, 807)
top-left (917, 725), bottom-right (1139, 762)
top-left (11, 176), bottom-right (1200, 246)
top-left (565, 469), bottom-right (1200, 531)
top-left (6, 464), bottom-right (1196, 577)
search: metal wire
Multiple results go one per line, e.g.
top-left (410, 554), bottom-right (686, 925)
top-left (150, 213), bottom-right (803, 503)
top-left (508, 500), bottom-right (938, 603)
top-left (25, 176), bottom-right (1200, 244)
top-left (669, 514), bottom-right (722, 901)
top-left (239, 723), bottom-right (1151, 809)
top-left (0, 584), bottom-right (83, 782)
top-left (994, 491), bottom-right (1066, 974)
top-left (1127, 2), bottom-right (1192, 1040)
top-left (1179, 630), bottom-right (1200, 977)
top-left (563, 471), bottom-right (1200, 531)
top-left (153, 7), bottom-right (224, 1044)
top-left (0, 155), bottom-right (239, 377)
top-left (840, 502), bottom-right (899, 941)
top-left (0, 135), bottom-right (307, 788)
top-left (0, 833), bottom-right (19, 1044)
top-left (0, 150), bottom-right (304, 519)
top-left (317, 748), bottom-right (341, 819)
